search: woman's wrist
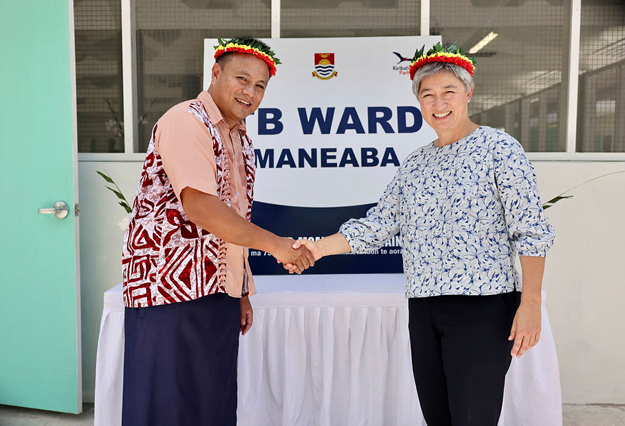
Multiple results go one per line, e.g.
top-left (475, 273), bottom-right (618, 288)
top-left (520, 292), bottom-right (541, 306)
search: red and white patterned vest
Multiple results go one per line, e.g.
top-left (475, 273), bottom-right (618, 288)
top-left (122, 100), bottom-right (255, 308)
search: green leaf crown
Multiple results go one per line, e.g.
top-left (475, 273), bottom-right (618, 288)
top-left (214, 37), bottom-right (281, 76)
top-left (409, 41), bottom-right (476, 80)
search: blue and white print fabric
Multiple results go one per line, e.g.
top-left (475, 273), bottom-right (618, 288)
top-left (339, 126), bottom-right (555, 298)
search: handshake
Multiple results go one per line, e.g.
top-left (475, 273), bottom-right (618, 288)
top-left (271, 237), bottom-right (321, 274)
top-left (268, 233), bottom-right (350, 274)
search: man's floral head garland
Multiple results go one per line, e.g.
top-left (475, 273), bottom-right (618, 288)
top-left (214, 37), bottom-right (281, 77)
top-left (409, 42), bottom-right (476, 80)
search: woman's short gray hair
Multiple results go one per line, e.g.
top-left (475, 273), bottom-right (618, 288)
top-left (411, 62), bottom-right (474, 97)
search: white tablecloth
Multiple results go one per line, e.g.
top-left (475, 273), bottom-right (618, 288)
top-left (94, 274), bottom-right (562, 426)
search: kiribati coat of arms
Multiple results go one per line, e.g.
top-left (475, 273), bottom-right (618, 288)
top-left (312, 53), bottom-right (338, 80)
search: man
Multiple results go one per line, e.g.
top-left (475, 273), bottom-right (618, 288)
top-left (121, 37), bottom-right (314, 426)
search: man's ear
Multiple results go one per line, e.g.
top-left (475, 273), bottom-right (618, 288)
top-left (211, 62), bottom-right (221, 83)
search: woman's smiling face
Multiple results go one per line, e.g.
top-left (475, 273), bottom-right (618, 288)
top-left (417, 71), bottom-right (474, 140)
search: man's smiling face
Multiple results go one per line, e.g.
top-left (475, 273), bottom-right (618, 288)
top-left (209, 52), bottom-right (270, 128)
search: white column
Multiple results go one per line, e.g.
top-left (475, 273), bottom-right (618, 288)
top-left (560, 0), bottom-right (581, 153)
top-left (420, 0), bottom-right (430, 36)
top-left (121, 0), bottom-right (138, 153)
top-left (271, 0), bottom-right (281, 38)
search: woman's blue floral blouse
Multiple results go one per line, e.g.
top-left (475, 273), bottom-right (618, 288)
top-left (340, 126), bottom-right (555, 297)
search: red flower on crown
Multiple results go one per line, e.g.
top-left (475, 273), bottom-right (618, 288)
top-left (214, 38), bottom-right (281, 77)
top-left (409, 43), bottom-right (476, 80)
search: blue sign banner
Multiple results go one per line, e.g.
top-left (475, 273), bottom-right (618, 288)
top-left (248, 202), bottom-right (404, 275)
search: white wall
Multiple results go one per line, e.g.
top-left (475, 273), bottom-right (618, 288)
top-left (532, 161), bottom-right (625, 404)
top-left (77, 159), bottom-right (625, 404)
top-left (78, 161), bottom-right (143, 401)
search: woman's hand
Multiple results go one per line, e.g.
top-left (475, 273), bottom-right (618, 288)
top-left (511, 255), bottom-right (546, 357)
top-left (508, 298), bottom-right (541, 357)
top-left (282, 234), bottom-right (352, 273)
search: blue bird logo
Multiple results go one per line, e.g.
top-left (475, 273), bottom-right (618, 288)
top-left (392, 52), bottom-right (411, 64)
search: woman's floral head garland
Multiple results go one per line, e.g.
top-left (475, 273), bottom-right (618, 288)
top-left (409, 42), bottom-right (476, 80)
top-left (214, 37), bottom-right (281, 77)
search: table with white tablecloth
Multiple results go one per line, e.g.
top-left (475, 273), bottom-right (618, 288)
top-left (94, 274), bottom-right (562, 426)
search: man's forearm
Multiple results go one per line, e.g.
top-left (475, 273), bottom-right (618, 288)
top-left (181, 187), bottom-right (281, 253)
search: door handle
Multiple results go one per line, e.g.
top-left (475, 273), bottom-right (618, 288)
top-left (38, 201), bottom-right (69, 219)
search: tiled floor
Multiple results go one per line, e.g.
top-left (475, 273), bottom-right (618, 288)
top-left (0, 403), bottom-right (624, 425)
top-left (562, 404), bottom-right (625, 426)
top-left (0, 403), bottom-right (93, 426)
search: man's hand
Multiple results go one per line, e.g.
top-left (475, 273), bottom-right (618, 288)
top-left (240, 296), bottom-right (253, 335)
top-left (509, 298), bottom-right (541, 357)
top-left (292, 239), bottom-right (323, 260)
top-left (271, 237), bottom-right (315, 274)
top-left (282, 239), bottom-right (324, 273)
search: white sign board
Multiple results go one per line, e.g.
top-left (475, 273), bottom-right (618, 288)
top-left (204, 36), bottom-right (441, 274)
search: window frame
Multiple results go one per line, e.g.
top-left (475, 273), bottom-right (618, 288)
top-left (78, 0), bottom-right (625, 162)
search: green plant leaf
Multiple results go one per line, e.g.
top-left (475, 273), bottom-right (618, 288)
top-left (542, 195), bottom-right (573, 210)
top-left (97, 170), bottom-right (115, 184)
top-left (106, 187), bottom-right (127, 202)
top-left (97, 169), bottom-right (132, 215)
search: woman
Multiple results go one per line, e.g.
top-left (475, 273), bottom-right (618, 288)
top-left (291, 42), bottom-right (555, 425)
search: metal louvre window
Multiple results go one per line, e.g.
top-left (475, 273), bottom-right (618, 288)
top-left (280, 0), bottom-right (419, 38)
top-left (74, 0), bottom-right (625, 157)
top-left (577, 0), bottom-right (625, 153)
top-left (75, 0), bottom-right (124, 153)
top-left (431, 0), bottom-right (566, 152)
top-left (134, 0), bottom-right (271, 153)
